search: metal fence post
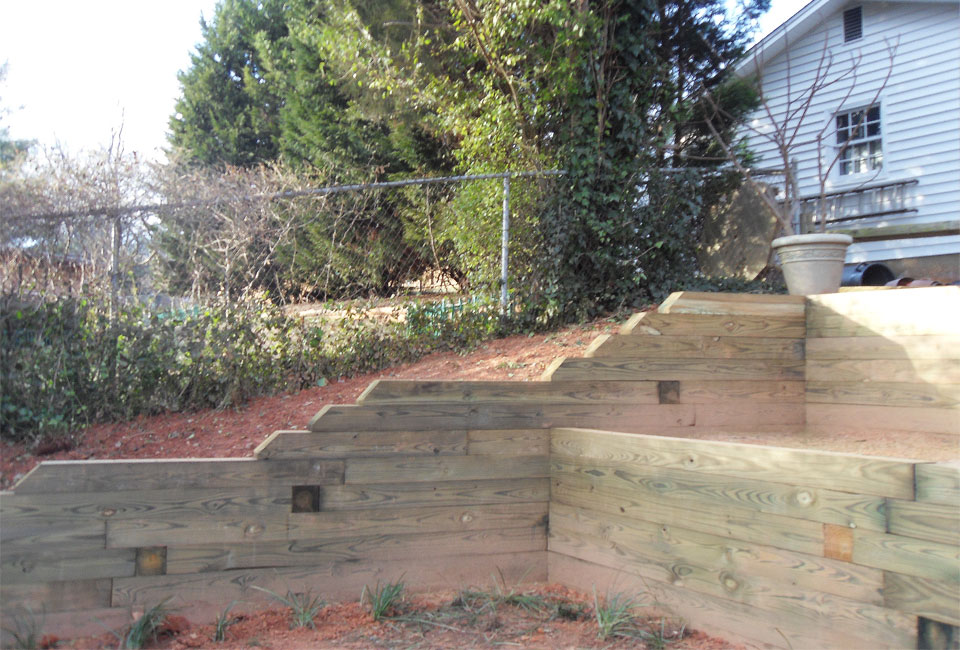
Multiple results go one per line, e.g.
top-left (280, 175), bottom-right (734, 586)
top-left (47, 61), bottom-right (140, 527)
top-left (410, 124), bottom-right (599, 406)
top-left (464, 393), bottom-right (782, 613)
top-left (501, 175), bottom-right (510, 311)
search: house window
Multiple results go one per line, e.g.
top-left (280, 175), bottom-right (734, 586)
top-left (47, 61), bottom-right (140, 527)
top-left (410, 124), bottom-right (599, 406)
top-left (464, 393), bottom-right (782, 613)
top-left (836, 105), bottom-right (881, 175)
top-left (843, 6), bottom-right (862, 42)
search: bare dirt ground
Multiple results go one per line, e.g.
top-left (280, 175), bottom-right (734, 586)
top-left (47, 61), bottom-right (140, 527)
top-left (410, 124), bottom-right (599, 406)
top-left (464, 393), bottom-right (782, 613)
top-left (53, 584), bottom-right (743, 650)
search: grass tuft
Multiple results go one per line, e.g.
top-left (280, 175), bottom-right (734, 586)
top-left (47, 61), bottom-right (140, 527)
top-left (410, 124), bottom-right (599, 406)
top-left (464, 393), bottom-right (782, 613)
top-left (124, 598), bottom-right (174, 649)
top-left (361, 578), bottom-right (406, 620)
top-left (213, 601), bottom-right (241, 642)
top-left (251, 586), bottom-right (324, 629)
top-left (1, 606), bottom-right (45, 650)
top-left (593, 588), bottom-right (643, 640)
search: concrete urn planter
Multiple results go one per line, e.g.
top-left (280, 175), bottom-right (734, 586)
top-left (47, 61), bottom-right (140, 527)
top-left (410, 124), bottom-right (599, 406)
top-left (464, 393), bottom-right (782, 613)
top-left (771, 233), bottom-right (853, 295)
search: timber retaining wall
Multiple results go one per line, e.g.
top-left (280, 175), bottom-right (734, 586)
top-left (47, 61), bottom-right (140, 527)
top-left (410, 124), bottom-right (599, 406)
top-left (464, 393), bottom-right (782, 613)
top-left (1, 288), bottom-right (957, 648)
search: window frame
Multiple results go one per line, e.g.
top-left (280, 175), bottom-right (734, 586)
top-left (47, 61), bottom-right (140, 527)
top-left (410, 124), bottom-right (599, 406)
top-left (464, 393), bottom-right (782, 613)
top-left (835, 103), bottom-right (883, 177)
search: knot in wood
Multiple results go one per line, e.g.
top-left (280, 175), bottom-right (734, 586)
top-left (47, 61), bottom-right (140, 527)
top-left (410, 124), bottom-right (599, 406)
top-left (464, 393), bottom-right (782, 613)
top-left (243, 522), bottom-right (266, 537)
top-left (794, 490), bottom-right (814, 507)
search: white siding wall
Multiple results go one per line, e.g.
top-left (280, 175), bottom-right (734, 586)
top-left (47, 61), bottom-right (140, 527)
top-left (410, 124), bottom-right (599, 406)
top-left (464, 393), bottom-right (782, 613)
top-left (744, 1), bottom-right (960, 263)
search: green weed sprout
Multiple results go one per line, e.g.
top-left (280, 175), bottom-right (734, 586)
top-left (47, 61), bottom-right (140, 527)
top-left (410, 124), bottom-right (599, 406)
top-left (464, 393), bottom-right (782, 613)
top-left (251, 586), bottom-right (323, 629)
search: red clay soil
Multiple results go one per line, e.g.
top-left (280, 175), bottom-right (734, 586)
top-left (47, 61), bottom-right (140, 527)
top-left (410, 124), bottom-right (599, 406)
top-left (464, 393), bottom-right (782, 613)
top-left (56, 584), bottom-right (744, 650)
top-left (0, 318), bottom-right (618, 489)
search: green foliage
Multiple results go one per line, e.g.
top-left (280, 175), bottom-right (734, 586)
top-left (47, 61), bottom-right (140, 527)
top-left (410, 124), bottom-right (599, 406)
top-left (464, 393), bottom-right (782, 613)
top-left (1, 606), bottom-right (44, 650)
top-left (593, 588), bottom-right (644, 640)
top-left (213, 601), bottom-right (240, 642)
top-left (251, 586), bottom-right (324, 630)
top-left (169, 0), bottom-right (287, 166)
top-left (361, 578), bottom-right (406, 620)
top-left (124, 599), bottom-right (173, 649)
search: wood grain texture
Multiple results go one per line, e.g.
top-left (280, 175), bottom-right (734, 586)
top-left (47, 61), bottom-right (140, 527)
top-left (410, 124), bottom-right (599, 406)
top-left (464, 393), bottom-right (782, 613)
top-left (287, 502), bottom-right (548, 539)
top-left (806, 335), bottom-right (960, 360)
top-left (466, 429), bottom-right (549, 456)
top-left (693, 401), bottom-right (806, 427)
top-left (320, 478), bottom-right (549, 510)
top-left (308, 402), bottom-right (696, 432)
top-left (12, 458), bottom-right (344, 494)
top-left (344, 455), bottom-right (549, 484)
top-left (806, 404), bottom-right (960, 436)
top-left (548, 552), bottom-right (915, 650)
top-left (107, 511), bottom-right (290, 548)
top-left (550, 428), bottom-right (917, 499)
top-left (112, 551), bottom-right (547, 616)
top-left (0, 578), bottom-right (112, 612)
top-left (551, 471), bottom-right (823, 556)
top-left (806, 382), bottom-right (960, 409)
top-left (166, 526), bottom-right (546, 574)
top-left (1, 486), bottom-right (291, 523)
top-left (619, 312), bottom-right (805, 338)
top-left (884, 572), bottom-right (960, 626)
top-left (887, 499), bottom-right (960, 546)
top-left (586, 335), bottom-right (804, 360)
top-left (546, 358), bottom-right (804, 382)
top-left (660, 292), bottom-right (805, 317)
top-left (674, 380), bottom-right (805, 403)
top-left (549, 502), bottom-right (883, 604)
top-left (805, 358), bottom-right (960, 384)
top-left (356, 380), bottom-right (659, 405)
top-left (1, 545), bottom-right (135, 584)
top-left (854, 531), bottom-right (960, 582)
top-left (255, 429), bottom-right (467, 459)
top-left (550, 458), bottom-right (885, 531)
top-left (0, 607), bottom-right (133, 646)
top-left (916, 462), bottom-right (960, 505)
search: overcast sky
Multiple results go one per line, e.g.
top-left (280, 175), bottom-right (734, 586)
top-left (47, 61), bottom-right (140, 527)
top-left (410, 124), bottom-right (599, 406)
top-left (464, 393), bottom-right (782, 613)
top-left (0, 0), bottom-right (799, 160)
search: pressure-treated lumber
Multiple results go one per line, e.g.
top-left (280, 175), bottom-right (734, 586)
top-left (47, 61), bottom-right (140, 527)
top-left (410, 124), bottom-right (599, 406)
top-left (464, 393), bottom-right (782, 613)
top-left (286, 502), bottom-right (548, 540)
top-left (343, 454), bottom-right (549, 484)
top-left (166, 526), bottom-right (546, 574)
top-left (674, 380), bottom-right (805, 403)
top-left (318, 478), bottom-right (549, 510)
top-left (585, 334), bottom-right (804, 360)
top-left (659, 291), bottom-right (805, 317)
top-left (806, 335), bottom-right (960, 360)
top-left (853, 531), bottom-right (960, 582)
top-left (12, 458), bottom-right (344, 494)
top-left (356, 379), bottom-right (659, 405)
top-left (255, 429), bottom-right (467, 459)
top-left (106, 511), bottom-right (290, 547)
top-left (111, 551), bottom-right (547, 617)
top-left (807, 404), bottom-right (959, 435)
top-left (466, 429), bottom-right (549, 456)
top-left (308, 402), bottom-right (696, 432)
top-left (550, 457), bottom-right (886, 530)
top-left (1, 546), bottom-right (136, 584)
top-left (805, 358), bottom-right (960, 384)
top-left (2, 578), bottom-right (112, 612)
top-left (548, 511), bottom-right (913, 647)
top-left (916, 462), bottom-right (960, 505)
top-left (551, 428), bottom-right (917, 499)
top-left (545, 358), bottom-right (804, 382)
top-left (886, 499), bottom-right (960, 546)
top-left (883, 572), bottom-right (960, 626)
top-left (619, 311), bottom-right (805, 338)
top-left (807, 287), bottom-right (960, 338)
top-left (548, 552), bottom-right (915, 650)
top-left (551, 471), bottom-right (824, 556)
top-left (806, 381), bottom-right (960, 409)
top-left (549, 502), bottom-right (883, 603)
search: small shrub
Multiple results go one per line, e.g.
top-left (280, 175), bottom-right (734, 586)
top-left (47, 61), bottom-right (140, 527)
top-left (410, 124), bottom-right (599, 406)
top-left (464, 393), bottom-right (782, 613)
top-left (251, 586), bottom-right (323, 629)
top-left (362, 578), bottom-right (406, 620)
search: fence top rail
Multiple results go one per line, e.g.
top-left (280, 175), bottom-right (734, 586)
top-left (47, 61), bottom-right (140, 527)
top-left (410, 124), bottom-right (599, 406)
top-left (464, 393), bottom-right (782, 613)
top-left (7, 170), bottom-right (568, 222)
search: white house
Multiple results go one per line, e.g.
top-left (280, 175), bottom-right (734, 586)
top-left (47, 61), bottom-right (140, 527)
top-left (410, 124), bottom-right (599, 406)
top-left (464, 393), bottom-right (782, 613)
top-left (735, 0), bottom-right (960, 280)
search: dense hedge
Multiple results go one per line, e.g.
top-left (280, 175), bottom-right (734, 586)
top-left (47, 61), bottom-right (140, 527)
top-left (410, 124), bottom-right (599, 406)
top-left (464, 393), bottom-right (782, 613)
top-left (0, 293), bottom-right (510, 444)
